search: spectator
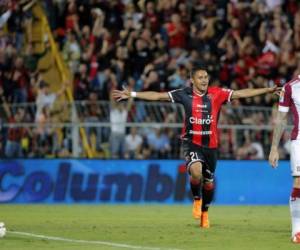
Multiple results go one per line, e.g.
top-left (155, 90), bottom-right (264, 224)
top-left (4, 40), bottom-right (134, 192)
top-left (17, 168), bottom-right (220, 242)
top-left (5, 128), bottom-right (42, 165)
top-left (165, 13), bottom-right (187, 55)
top-left (124, 127), bottom-right (143, 159)
top-left (147, 126), bottom-right (171, 159)
top-left (236, 132), bottom-right (264, 160)
top-left (62, 30), bottom-right (81, 73)
top-left (109, 94), bottom-right (132, 158)
top-left (64, 1), bottom-right (80, 35)
top-left (168, 65), bottom-right (188, 90)
top-left (0, 87), bottom-right (26, 158)
top-left (73, 63), bottom-right (90, 100)
top-left (35, 76), bottom-right (67, 121)
top-left (34, 105), bottom-right (55, 157)
top-left (12, 56), bottom-right (29, 103)
top-left (84, 92), bottom-right (104, 151)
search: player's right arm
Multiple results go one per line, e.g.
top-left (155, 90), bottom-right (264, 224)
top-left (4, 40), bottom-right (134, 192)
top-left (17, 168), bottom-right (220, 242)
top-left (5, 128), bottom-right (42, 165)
top-left (268, 110), bottom-right (288, 168)
top-left (268, 85), bottom-right (291, 168)
top-left (112, 87), bottom-right (171, 102)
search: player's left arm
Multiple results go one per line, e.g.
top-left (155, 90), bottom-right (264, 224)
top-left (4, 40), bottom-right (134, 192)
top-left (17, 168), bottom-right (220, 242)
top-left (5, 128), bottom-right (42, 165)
top-left (231, 86), bottom-right (281, 99)
top-left (268, 111), bottom-right (288, 168)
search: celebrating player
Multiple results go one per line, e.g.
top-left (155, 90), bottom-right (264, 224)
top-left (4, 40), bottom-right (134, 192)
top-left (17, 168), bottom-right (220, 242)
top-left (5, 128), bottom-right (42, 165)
top-left (269, 76), bottom-right (300, 243)
top-left (113, 68), bottom-right (280, 228)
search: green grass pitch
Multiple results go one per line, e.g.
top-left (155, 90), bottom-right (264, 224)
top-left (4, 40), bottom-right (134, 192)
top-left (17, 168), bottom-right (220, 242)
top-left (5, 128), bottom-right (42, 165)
top-left (0, 205), bottom-right (298, 250)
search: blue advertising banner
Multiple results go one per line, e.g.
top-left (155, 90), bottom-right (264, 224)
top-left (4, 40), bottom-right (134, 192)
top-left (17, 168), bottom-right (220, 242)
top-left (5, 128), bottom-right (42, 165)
top-left (0, 160), bottom-right (292, 204)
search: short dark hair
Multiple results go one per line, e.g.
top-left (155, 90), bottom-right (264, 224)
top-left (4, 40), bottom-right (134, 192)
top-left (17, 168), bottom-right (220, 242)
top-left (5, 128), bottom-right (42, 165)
top-left (189, 67), bottom-right (207, 78)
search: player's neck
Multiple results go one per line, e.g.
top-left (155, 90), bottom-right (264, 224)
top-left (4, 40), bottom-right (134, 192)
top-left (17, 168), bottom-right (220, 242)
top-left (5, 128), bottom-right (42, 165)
top-left (193, 87), bottom-right (206, 96)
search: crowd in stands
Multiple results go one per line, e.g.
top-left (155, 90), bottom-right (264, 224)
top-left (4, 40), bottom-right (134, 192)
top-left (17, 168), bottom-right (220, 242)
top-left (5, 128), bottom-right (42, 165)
top-left (0, 0), bottom-right (298, 160)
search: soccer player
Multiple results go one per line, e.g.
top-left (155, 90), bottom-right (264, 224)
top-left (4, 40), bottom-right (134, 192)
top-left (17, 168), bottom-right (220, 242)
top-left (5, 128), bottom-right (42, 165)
top-left (269, 76), bottom-right (300, 243)
top-left (113, 68), bottom-right (280, 228)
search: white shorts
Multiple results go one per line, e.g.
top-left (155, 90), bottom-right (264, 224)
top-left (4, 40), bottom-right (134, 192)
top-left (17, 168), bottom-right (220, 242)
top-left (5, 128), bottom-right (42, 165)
top-left (291, 140), bottom-right (300, 176)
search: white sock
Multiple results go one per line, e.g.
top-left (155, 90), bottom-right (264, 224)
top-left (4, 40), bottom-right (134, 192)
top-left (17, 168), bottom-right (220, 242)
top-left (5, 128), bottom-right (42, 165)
top-left (290, 197), bottom-right (300, 237)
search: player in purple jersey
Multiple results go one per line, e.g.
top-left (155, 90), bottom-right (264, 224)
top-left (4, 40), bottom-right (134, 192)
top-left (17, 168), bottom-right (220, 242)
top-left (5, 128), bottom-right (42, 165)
top-left (269, 76), bottom-right (300, 243)
top-left (114, 68), bottom-right (280, 228)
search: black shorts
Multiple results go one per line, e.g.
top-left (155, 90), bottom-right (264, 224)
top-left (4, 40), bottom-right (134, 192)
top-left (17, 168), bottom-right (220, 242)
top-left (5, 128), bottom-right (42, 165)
top-left (182, 141), bottom-right (218, 182)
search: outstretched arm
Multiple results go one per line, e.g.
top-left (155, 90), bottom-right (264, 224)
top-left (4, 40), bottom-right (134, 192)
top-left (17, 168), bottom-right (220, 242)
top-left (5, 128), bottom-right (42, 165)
top-left (112, 87), bottom-right (171, 102)
top-left (268, 111), bottom-right (288, 168)
top-left (231, 86), bottom-right (281, 99)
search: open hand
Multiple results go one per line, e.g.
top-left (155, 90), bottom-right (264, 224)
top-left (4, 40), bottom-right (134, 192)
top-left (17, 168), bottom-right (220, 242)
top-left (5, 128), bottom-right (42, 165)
top-left (112, 86), bottom-right (131, 102)
top-left (270, 86), bottom-right (282, 96)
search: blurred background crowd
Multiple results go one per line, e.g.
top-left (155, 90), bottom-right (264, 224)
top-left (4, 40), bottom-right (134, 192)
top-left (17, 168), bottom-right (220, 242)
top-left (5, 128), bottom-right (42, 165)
top-left (0, 0), bottom-right (296, 160)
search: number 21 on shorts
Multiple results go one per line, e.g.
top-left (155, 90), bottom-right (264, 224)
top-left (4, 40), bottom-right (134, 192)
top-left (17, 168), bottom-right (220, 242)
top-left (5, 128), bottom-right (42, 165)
top-left (190, 152), bottom-right (199, 161)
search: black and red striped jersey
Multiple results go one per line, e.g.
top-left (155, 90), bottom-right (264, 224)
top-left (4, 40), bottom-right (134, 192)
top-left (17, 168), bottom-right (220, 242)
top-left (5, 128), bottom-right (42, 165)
top-left (168, 86), bottom-right (233, 148)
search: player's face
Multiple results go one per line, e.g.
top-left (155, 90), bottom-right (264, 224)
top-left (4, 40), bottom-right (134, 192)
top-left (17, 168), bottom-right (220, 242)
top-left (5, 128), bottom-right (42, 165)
top-left (191, 70), bottom-right (209, 94)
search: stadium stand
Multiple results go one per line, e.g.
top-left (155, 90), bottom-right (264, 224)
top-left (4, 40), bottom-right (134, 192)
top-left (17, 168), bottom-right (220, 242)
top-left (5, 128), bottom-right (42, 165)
top-left (0, 0), bottom-right (297, 159)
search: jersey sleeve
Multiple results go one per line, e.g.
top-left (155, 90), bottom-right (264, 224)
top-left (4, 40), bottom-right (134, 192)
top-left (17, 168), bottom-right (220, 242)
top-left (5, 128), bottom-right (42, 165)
top-left (220, 88), bottom-right (233, 102)
top-left (168, 88), bottom-right (186, 104)
top-left (278, 84), bottom-right (291, 113)
top-left (214, 87), bottom-right (233, 104)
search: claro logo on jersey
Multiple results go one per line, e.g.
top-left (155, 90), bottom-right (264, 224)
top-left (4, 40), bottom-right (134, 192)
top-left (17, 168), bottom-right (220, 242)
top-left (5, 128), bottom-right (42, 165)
top-left (189, 115), bottom-right (213, 125)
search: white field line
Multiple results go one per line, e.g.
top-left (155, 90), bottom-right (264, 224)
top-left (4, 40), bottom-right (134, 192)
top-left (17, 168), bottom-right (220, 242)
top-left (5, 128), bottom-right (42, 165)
top-left (8, 230), bottom-right (182, 250)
